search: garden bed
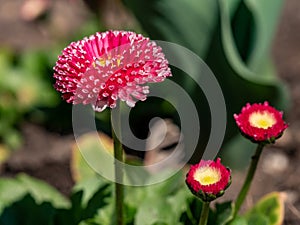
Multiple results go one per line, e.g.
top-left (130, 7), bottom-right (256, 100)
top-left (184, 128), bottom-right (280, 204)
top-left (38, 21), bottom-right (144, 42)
top-left (0, 0), bottom-right (299, 224)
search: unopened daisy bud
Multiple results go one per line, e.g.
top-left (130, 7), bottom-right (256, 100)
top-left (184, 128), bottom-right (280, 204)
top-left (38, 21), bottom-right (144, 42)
top-left (234, 101), bottom-right (288, 144)
top-left (186, 158), bottom-right (231, 202)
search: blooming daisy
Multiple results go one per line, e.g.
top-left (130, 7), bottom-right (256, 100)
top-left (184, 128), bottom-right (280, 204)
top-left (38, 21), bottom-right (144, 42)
top-left (234, 102), bottom-right (288, 143)
top-left (53, 30), bottom-right (171, 111)
top-left (186, 158), bottom-right (231, 202)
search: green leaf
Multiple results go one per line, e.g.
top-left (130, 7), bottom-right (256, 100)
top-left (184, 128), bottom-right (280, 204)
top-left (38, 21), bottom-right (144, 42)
top-left (124, 0), bottom-right (289, 163)
top-left (209, 0), bottom-right (288, 167)
top-left (207, 0), bottom-right (289, 139)
top-left (55, 176), bottom-right (112, 225)
top-left (215, 201), bottom-right (235, 225)
top-left (71, 131), bottom-right (150, 185)
top-left (19, 50), bottom-right (49, 76)
top-left (247, 214), bottom-right (268, 225)
top-left (0, 194), bottom-right (56, 225)
top-left (0, 174), bottom-right (71, 225)
top-left (227, 216), bottom-right (248, 225)
top-left (72, 176), bottom-right (111, 207)
top-left (135, 194), bottom-right (174, 225)
top-left (0, 49), bottom-right (13, 75)
top-left (0, 178), bottom-right (28, 213)
top-left (180, 196), bottom-right (217, 225)
top-left (16, 173), bottom-right (70, 208)
top-left (70, 132), bottom-right (114, 182)
top-left (123, 0), bottom-right (218, 58)
top-left (0, 174), bottom-right (69, 215)
top-left (246, 192), bottom-right (285, 225)
top-left (134, 172), bottom-right (189, 225)
top-left (87, 203), bottom-right (115, 225)
top-left (210, 0), bottom-right (288, 109)
top-left (219, 133), bottom-right (255, 169)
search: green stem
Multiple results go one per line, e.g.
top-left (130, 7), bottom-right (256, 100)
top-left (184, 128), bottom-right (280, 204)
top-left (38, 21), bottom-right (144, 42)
top-left (234, 143), bottom-right (265, 217)
top-left (198, 202), bottom-right (210, 225)
top-left (111, 106), bottom-right (124, 225)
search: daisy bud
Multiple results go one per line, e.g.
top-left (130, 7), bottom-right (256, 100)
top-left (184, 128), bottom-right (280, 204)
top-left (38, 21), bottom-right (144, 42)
top-left (186, 158), bottom-right (231, 202)
top-left (234, 101), bottom-right (288, 143)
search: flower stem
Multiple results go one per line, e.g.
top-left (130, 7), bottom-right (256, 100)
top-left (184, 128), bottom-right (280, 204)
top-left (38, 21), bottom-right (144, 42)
top-left (111, 106), bottom-right (124, 225)
top-left (198, 201), bottom-right (210, 225)
top-left (234, 143), bottom-right (265, 217)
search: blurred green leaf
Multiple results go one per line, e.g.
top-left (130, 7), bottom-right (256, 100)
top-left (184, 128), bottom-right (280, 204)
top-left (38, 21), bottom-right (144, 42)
top-left (0, 174), bottom-right (69, 215)
top-left (227, 216), bottom-right (248, 225)
top-left (245, 192), bottom-right (285, 225)
top-left (179, 195), bottom-right (217, 225)
top-left (70, 131), bottom-right (150, 185)
top-left (123, 0), bottom-right (218, 58)
top-left (0, 48), bottom-right (59, 150)
top-left (16, 174), bottom-right (70, 208)
top-left (124, 0), bottom-right (289, 166)
top-left (0, 178), bottom-right (28, 214)
top-left (70, 132), bottom-right (114, 182)
top-left (55, 177), bottom-right (112, 225)
top-left (208, 0), bottom-right (289, 165)
top-left (247, 214), bottom-right (268, 225)
top-left (0, 174), bottom-right (73, 225)
top-left (214, 201), bottom-right (235, 225)
top-left (0, 194), bottom-right (56, 225)
top-left (135, 172), bottom-right (189, 225)
top-left (209, 0), bottom-right (288, 109)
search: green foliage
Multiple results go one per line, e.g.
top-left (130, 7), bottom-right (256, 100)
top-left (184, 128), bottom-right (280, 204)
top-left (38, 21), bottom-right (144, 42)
top-left (0, 174), bottom-right (69, 225)
top-left (0, 174), bottom-right (113, 225)
top-left (69, 131), bottom-right (285, 225)
top-left (245, 192), bottom-right (285, 225)
top-left (205, 192), bottom-right (284, 225)
top-left (0, 171), bottom-right (285, 225)
top-left (55, 177), bottom-right (112, 225)
top-left (0, 195), bottom-right (56, 225)
top-left (123, 0), bottom-right (289, 166)
top-left (0, 0), bottom-right (288, 224)
top-left (215, 201), bottom-right (235, 225)
top-left (70, 134), bottom-right (191, 224)
top-left (0, 173), bottom-right (69, 214)
top-left (0, 48), bottom-right (59, 150)
top-left (133, 173), bottom-right (189, 225)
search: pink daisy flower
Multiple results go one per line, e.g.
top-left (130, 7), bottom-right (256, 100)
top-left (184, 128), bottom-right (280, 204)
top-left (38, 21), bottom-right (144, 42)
top-left (53, 30), bottom-right (171, 111)
top-left (234, 101), bottom-right (288, 143)
top-left (186, 158), bottom-right (231, 201)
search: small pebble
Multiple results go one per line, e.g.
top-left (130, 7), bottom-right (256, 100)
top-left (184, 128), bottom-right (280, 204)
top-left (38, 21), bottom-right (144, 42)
top-left (262, 152), bottom-right (289, 174)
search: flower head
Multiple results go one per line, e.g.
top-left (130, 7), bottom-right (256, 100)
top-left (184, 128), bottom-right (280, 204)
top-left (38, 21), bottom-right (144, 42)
top-left (53, 30), bottom-right (171, 111)
top-left (234, 101), bottom-right (288, 143)
top-left (186, 158), bottom-right (231, 202)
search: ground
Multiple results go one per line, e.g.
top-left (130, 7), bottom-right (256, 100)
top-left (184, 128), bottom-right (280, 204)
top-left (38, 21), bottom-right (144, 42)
top-left (0, 0), bottom-right (299, 224)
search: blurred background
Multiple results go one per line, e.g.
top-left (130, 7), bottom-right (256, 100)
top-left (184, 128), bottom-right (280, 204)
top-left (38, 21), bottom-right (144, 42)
top-left (0, 0), bottom-right (299, 224)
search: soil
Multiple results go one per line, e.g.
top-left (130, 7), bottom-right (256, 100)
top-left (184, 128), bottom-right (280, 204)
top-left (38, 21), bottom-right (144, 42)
top-left (0, 0), bottom-right (299, 224)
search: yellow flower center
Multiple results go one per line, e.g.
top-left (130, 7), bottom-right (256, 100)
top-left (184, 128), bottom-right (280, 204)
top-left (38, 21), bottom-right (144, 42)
top-left (193, 166), bottom-right (221, 185)
top-left (93, 54), bottom-right (122, 68)
top-left (249, 111), bottom-right (276, 129)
